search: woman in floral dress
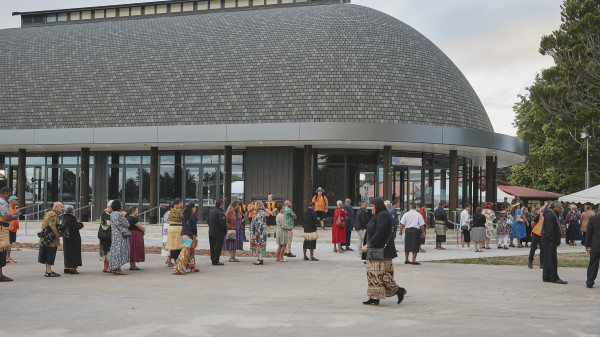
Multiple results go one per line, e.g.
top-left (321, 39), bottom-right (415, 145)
top-left (250, 201), bottom-right (267, 265)
top-left (496, 204), bottom-right (512, 249)
top-left (482, 202), bottom-right (496, 249)
top-left (109, 200), bottom-right (130, 275)
top-left (565, 204), bottom-right (582, 246)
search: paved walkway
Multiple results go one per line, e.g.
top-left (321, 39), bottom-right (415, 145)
top-left (1, 247), bottom-right (597, 336)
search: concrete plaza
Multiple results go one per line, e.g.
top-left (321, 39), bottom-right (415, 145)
top-left (1, 240), bottom-right (598, 337)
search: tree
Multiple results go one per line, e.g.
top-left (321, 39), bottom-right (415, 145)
top-left (510, 0), bottom-right (599, 193)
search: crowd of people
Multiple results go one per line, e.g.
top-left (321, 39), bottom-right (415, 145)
top-left (1, 185), bottom-right (599, 301)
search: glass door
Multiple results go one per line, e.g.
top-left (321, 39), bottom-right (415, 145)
top-left (62, 167), bottom-right (78, 207)
top-left (183, 165), bottom-right (220, 222)
top-left (392, 167), bottom-right (423, 212)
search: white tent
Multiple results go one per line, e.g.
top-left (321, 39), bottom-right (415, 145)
top-left (481, 188), bottom-right (514, 203)
top-left (559, 184), bottom-right (600, 204)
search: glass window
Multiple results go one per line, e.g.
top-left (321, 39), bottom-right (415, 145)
top-left (26, 156), bottom-right (45, 166)
top-left (392, 156), bottom-right (422, 166)
top-left (124, 168), bottom-right (139, 206)
top-left (108, 166), bottom-right (122, 200)
top-left (317, 152), bottom-right (344, 164)
top-left (348, 164), bottom-right (376, 205)
top-left (58, 13), bottom-right (68, 21)
top-left (185, 155), bottom-right (202, 164)
top-left (170, 3), bottom-right (181, 12)
top-left (144, 6), bottom-right (155, 15)
top-left (198, 1), bottom-right (209, 10)
top-left (142, 155), bottom-right (151, 165)
top-left (81, 11), bottom-right (92, 20)
top-left (46, 14), bottom-right (57, 22)
top-left (157, 4), bottom-right (167, 13)
top-left (131, 7), bottom-right (142, 16)
top-left (232, 154), bottom-right (243, 165)
top-left (94, 10), bottom-right (105, 19)
top-left (210, 0), bottom-right (222, 9)
top-left (238, 0), bottom-right (249, 7)
top-left (106, 9), bottom-right (117, 18)
top-left (224, 0), bottom-right (236, 8)
top-left (119, 8), bottom-right (129, 17)
top-left (183, 2), bottom-right (194, 12)
top-left (347, 151), bottom-right (378, 165)
top-left (203, 155), bottom-right (219, 164)
top-left (141, 167), bottom-right (150, 204)
top-left (63, 156), bottom-right (78, 165)
top-left (160, 155), bottom-right (175, 165)
top-left (316, 165), bottom-right (345, 205)
top-left (253, 0), bottom-right (264, 5)
top-left (160, 165), bottom-right (176, 203)
top-left (125, 155), bottom-right (141, 165)
top-left (70, 12), bottom-right (80, 21)
top-left (62, 168), bottom-right (77, 203)
top-left (232, 164), bottom-right (243, 182)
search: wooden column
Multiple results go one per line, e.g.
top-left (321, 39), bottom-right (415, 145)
top-left (449, 150), bottom-right (458, 221)
top-left (17, 149), bottom-right (26, 210)
top-left (80, 148), bottom-right (90, 221)
top-left (224, 146), bottom-right (232, 208)
top-left (383, 145), bottom-right (392, 201)
top-left (472, 165), bottom-right (480, 208)
top-left (303, 145), bottom-right (313, 209)
top-left (150, 147), bottom-right (159, 224)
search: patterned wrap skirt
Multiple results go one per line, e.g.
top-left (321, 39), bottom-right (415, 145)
top-left (174, 236), bottom-right (196, 273)
top-left (485, 224), bottom-right (497, 239)
top-left (223, 220), bottom-right (244, 251)
top-left (366, 258), bottom-right (400, 300)
top-left (471, 227), bottom-right (486, 242)
top-left (166, 225), bottom-right (183, 251)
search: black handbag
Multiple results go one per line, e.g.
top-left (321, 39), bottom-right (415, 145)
top-left (98, 225), bottom-right (111, 241)
top-left (366, 227), bottom-right (394, 260)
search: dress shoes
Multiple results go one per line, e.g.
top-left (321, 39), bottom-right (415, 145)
top-left (396, 287), bottom-right (407, 304)
top-left (362, 298), bottom-right (380, 305)
top-left (552, 279), bottom-right (568, 284)
top-left (212, 262), bottom-right (224, 266)
top-left (528, 263), bottom-right (533, 269)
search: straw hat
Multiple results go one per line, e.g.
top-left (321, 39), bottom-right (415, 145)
top-left (315, 187), bottom-right (325, 193)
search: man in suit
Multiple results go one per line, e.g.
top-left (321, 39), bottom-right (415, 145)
top-left (585, 213), bottom-right (600, 288)
top-left (385, 200), bottom-right (400, 251)
top-left (208, 200), bottom-right (227, 266)
top-left (541, 201), bottom-right (567, 284)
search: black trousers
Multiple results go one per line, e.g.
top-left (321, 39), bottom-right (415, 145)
top-left (587, 251), bottom-right (600, 287)
top-left (541, 238), bottom-right (559, 282)
top-left (528, 233), bottom-right (543, 265)
top-left (343, 226), bottom-right (352, 247)
top-left (209, 235), bottom-right (224, 264)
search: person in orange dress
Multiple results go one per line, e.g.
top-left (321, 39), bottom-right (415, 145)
top-left (332, 200), bottom-right (347, 253)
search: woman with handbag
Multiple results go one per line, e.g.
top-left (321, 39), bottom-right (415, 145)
top-left (62, 205), bottom-right (84, 274)
top-left (109, 200), bottom-right (130, 276)
top-left (361, 198), bottom-right (407, 306)
top-left (223, 201), bottom-right (243, 262)
top-left (250, 201), bottom-right (267, 265)
top-left (497, 205), bottom-right (512, 249)
top-left (174, 202), bottom-right (199, 274)
top-left (99, 201), bottom-right (113, 273)
top-left (510, 205), bottom-right (526, 248)
top-left (332, 200), bottom-right (347, 253)
top-left (126, 206), bottom-right (145, 271)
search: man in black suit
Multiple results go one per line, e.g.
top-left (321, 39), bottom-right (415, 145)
top-left (208, 200), bottom-right (227, 266)
top-left (541, 201), bottom-right (567, 284)
top-left (585, 213), bottom-right (600, 288)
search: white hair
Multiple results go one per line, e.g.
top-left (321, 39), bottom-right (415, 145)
top-left (384, 200), bottom-right (391, 206)
top-left (107, 200), bottom-right (113, 208)
top-left (337, 200), bottom-right (343, 206)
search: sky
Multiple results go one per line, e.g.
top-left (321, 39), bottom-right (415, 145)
top-left (0, 0), bottom-right (565, 136)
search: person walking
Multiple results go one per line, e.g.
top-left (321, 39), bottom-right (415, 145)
top-left (6, 195), bottom-right (19, 264)
top-left (541, 201), bottom-right (567, 284)
top-left (399, 203), bottom-right (426, 265)
top-left (510, 205), bottom-right (526, 248)
top-left (109, 200), bottom-right (130, 276)
top-left (482, 202), bottom-right (496, 249)
top-left (265, 195), bottom-right (277, 238)
top-left (283, 200), bottom-right (297, 258)
top-left (585, 213), bottom-right (600, 288)
top-left (471, 207), bottom-right (486, 252)
top-left (99, 200), bottom-right (113, 273)
top-left (250, 201), bottom-right (267, 265)
top-left (223, 201), bottom-right (243, 263)
top-left (434, 202), bottom-right (449, 250)
top-left (529, 203), bottom-right (547, 269)
top-left (126, 206), bottom-right (145, 271)
top-left (460, 205), bottom-right (472, 250)
top-left (38, 202), bottom-right (64, 278)
top-left (208, 200), bottom-right (227, 266)
top-left (581, 204), bottom-right (595, 246)
top-left (0, 187), bottom-right (19, 282)
top-left (332, 200), bottom-right (347, 253)
top-left (417, 204), bottom-right (427, 253)
top-left (166, 198), bottom-right (184, 266)
top-left (342, 198), bottom-right (355, 252)
top-left (275, 205), bottom-right (288, 262)
top-left (354, 201), bottom-right (371, 255)
top-left (312, 187), bottom-right (328, 230)
top-left (302, 202), bottom-right (319, 261)
top-left (361, 198), bottom-right (406, 306)
top-left (565, 204), bottom-right (582, 246)
top-left (62, 205), bottom-right (83, 274)
top-left (497, 205), bottom-right (512, 249)
top-left (173, 202), bottom-right (199, 274)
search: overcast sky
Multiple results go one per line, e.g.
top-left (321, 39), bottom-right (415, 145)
top-left (1, 0), bottom-right (564, 136)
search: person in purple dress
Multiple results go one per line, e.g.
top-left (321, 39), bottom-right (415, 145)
top-left (223, 201), bottom-right (244, 262)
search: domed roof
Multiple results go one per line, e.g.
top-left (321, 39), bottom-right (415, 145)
top-left (0, 4), bottom-right (493, 132)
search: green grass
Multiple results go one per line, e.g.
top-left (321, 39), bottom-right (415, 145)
top-left (437, 252), bottom-right (590, 268)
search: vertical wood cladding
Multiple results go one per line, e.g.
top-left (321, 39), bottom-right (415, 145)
top-left (245, 147), bottom-right (295, 202)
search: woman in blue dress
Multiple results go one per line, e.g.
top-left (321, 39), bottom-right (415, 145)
top-left (510, 205), bottom-right (526, 248)
top-left (565, 204), bottom-right (582, 246)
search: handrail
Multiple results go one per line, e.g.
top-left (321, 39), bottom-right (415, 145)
top-left (71, 204), bottom-right (94, 223)
top-left (22, 207), bottom-right (53, 236)
top-left (138, 205), bottom-right (162, 225)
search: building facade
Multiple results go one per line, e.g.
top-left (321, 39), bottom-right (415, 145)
top-left (0, 0), bottom-right (527, 222)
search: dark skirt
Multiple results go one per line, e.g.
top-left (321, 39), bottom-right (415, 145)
top-left (471, 227), bottom-right (486, 242)
top-left (99, 239), bottom-right (111, 262)
top-left (436, 235), bottom-right (446, 243)
top-left (129, 230), bottom-right (145, 263)
top-left (38, 245), bottom-right (58, 265)
top-left (170, 249), bottom-right (181, 259)
top-left (566, 221), bottom-right (583, 242)
top-left (462, 229), bottom-right (471, 242)
top-left (266, 216), bottom-right (276, 227)
top-left (404, 228), bottom-right (421, 253)
top-left (223, 220), bottom-right (244, 251)
top-left (303, 239), bottom-right (317, 250)
top-left (63, 235), bottom-right (82, 268)
top-left (522, 223), bottom-right (532, 243)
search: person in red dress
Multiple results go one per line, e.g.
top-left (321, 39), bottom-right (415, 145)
top-left (332, 200), bottom-right (347, 253)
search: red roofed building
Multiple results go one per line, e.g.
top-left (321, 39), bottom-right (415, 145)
top-left (497, 180), bottom-right (563, 204)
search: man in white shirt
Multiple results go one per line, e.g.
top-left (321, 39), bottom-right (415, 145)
top-left (399, 203), bottom-right (426, 265)
top-left (460, 205), bottom-right (472, 250)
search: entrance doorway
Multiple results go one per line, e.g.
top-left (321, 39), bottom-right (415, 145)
top-left (392, 166), bottom-right (423, 212)
top-left (184, 165), bottom-right (221, 221)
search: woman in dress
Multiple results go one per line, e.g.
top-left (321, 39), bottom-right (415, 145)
top-left (275, 205), bottom-right (288, 262)
top-left (109, 200), bottom-right (130, 275)
top-left (471, 206), bottom-right (486, 252)
top-left (62, 205), bottom-right (83, 274)
top-left (496, 204), bottom-right (512, 249)
top-left (565, 204), bottom-right (582, 246)
top-left (482, 202), bottom-right (496, 249)
top-left (223, 201), bottom-right (244, 262)
top-left (361, 198), bottom-right (406, 305)
top-left (126, 206), bottom-right (145, 271)
top-left (161, 201), bottom-right (173, 266)
top-left (522, 207), bottom-right (532, 247)
top-left (332, 200), bottom-right (347, 253)
top-left (99, 200), bottom-right (113, 273)
top-left (250, 201), bottom-right (267, 265)
top-left (174, 202), bottom-right (199, 274)
top-left (166, 198), bottom-right (184, 267)
top-left (510, 205), bottom-right (526, 248)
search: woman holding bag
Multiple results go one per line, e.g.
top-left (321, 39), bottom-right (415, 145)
top-left (174, 202), bottom-right (199, 274)
top-left (109, 200), bottom-right (130, 276)
top-left (223, 201), bottom-right (243, 262)
top-left (361, 198), bottom-right (406, 305)
top-left (332, 200), bottom-right (347, 253)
